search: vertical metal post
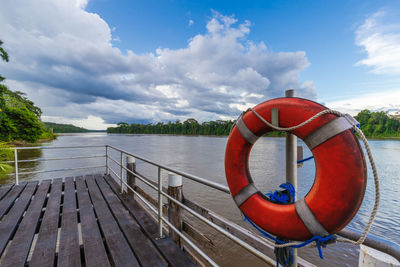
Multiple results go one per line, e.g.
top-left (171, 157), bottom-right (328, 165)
top-left (285, 89), bottom-right (298, 267)
top-left (105, 145), bottom-right (109, 175)
top-left (168, 173), bottom-right (183, 247)
top-left (126, 156), bottom-right (136, 197)
top-left (157, 167), bottom-right (163, 238)
top-left (120, 151), bottom-right (123, 193)
top-left (14, 149), bottom-right (19, 185)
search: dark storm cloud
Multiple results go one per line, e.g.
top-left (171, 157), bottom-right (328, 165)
top-left (0, 1), bottom-right (316, 128)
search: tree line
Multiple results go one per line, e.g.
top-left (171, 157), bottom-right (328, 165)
top-left (355, 109), bottom-right (400, 137)
top-left (43, 122), bottom-right (91, 133)
top-left (107, 118), bottom-right (285, 136)
top-left (107, 119), bottom-right (237, 135)
top-left (108, 110), bottom-right (400, 138)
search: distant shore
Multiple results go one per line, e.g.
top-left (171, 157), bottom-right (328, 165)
top-left (8, 135), bottom-right (58, 147)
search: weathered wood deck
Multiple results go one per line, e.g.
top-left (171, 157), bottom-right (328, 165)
top-left (0, 174), bottom-right (195, 267)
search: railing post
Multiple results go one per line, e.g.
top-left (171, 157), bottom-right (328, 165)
top-left (126, 156), bottom-right (136, 197)
top-left (168, 173), bottom-right (183, 247)
top-left (157, 167), bottom-right (164, 238)
top-left (359, 245), bottom-right (400, 266)
top-left (105, 145), bottom-right (109, 175)
top-left (14, 149), bottom-right (19, 185)
top-left (285, 89), bottom-right (298, 267)
top-left (120, 151), bottom-right (124, 193)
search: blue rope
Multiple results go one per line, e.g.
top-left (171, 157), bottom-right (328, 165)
top-left (297, 155), bottom-right (314, 164)
top-left (266, 182), bottom-right (295, 203)
top-left (243, 213), bottom-right (334, 260)
top-left (243, 182), bottom-right (335, 263)
top-left (352, 123), bottom-right (361, 133)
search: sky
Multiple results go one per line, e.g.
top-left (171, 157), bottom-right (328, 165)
top-left (0, 0), bottom-right (400, 130)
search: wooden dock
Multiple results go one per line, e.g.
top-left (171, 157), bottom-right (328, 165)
top-left (0, 174), bottom-right (195, 267)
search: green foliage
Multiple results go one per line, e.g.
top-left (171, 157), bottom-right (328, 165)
top-left (355, 109), bottom-right (400, 138)
top-left (107, 118), bottom-right (284, 136)
top-left (108, 118), bottom-right (235, 135)
top-left (43, 122), bottom-right (92, 133)
top-left (39, 126), bottom-right (57, 139)
top-left (1, 84), bottom-right (44, 143)
top-left (2, 89), bottom-right (42, 117)
top-left (0, 40), bottom-right (9, 82)
top-left (1, 106), bottom-right (43, 142)
top-left (0, 142), bottom-right (13, 177)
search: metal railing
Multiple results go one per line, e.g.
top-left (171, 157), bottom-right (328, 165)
top-left (3, 144), bottom-right (400, 265)
top-left (104, 145), bottom-right (400, 265)
top-left (5, 145), bottom-right (106, 184)
top-left (105, 145), bottom-right (275, 266)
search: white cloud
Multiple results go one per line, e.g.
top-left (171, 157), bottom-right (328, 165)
top-left (0, 1), bottom-right (315, 129)
top-left (188, 19), bottom-right (194, 26)
top-left (75, 0), bottom-right (89, 9)
top-left (325, 89), bottom-right (400, 115)
top-left (356, 10), bottom-right (400, 74)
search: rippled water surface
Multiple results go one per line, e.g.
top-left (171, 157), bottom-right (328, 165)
top-left (3, 133), bottom-right (399, 266)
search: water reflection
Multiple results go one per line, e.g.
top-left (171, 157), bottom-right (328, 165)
top-left (0, 146), bottom-right (43, 185)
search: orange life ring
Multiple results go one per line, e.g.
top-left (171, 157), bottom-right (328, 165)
top-left (225, 97), bottom-right (367, 241)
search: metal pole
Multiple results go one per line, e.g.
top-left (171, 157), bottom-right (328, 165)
top-left (126, 156), bottom-right (136, 198)
top-left (120, 151), bottom-right (123, 193)
top-left (105, 145), bottom-right (109, 175)
top-left (157, 167), bottom-right (163, 238)
top-left (285, 89), bottom-right (298, 267)
top-left (168, 173), bottom-right (183, 247)
top-left (14, 149), bottom-right (19, 185)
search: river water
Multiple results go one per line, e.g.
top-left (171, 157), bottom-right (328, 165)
top-left (2, 133), bottom-right (399, 266)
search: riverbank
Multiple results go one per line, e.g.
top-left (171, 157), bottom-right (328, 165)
top-left (6, 135), bottom-right (57, 147)
top-left (365, 136), bottom-right (400, 140)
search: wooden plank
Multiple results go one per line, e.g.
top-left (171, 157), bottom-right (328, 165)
top-left (86, 175), bottom-right (140, 267)
top-left (104, 175), bottom-right (195, 267)
top-left (0, 182), bottom-right (37, 255)
top-left (29, 178), bottom-right (63, 267)
top-left (58, 177), bottom-right (81, 267)
top-left (1, 180), bottom-right (51, 267)
top-left (0, 182), bottom-right (26, 219)
top-left (0, 184), bottom-right (13, 200)
top-left (182, 221), bottom-right (215, 250)
top-left (75, 176), bottom-right (110, 267)
top-left (95, 174), bottom-right (166, 267)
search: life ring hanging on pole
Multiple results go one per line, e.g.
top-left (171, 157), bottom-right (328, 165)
top-left (224, 97), bottom-right (367, 241)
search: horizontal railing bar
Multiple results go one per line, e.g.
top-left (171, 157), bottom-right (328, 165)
top-left (182, 198), bottom-right (314, 267)
top-left (109, 158), bottom-right (161, 193)
top-left (107, 145), bottom-right (230, 194)
top-left (161, 216), bottom-right (218, 266)
top-left (8, 165), bottom-right (106, 176)
top-left (112, 165), bottom-right (274, 264)
top-left (6, 155), bottom-right (105, 164)
top-left (5, 145), bottom-right (106, 150)
top-left (127, 158), bottom-right (400, 264)
top-left (158, 186), bottom-right (274, 263)
top-left (107, 155), bottom-right (120, 166)
top-left (338, 227), bottom-right (400, 262)
top-left (113, 176), bottom-right (218, 266)
top-left (109, 167), bottom-right (121, 181)
top-left (135, 170), bottom-right (168, 193)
